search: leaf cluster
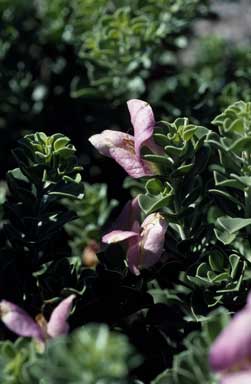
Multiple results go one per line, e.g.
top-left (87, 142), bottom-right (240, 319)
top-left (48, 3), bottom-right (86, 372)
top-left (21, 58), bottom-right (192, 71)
top-left (135, 101), bottom-right (251, 317)
top-left (0, 325), bottom-right (140, 384)
top-left (37, 0), bottom-right (209, 97)
top-left (148, 36), bottom-right (251, 124)
top-left (0, 132), bottom-right (84, 305)
top-left (63, 182), bottom-right (117, 257)
top-left (151, 308), bottom-right (229, 384)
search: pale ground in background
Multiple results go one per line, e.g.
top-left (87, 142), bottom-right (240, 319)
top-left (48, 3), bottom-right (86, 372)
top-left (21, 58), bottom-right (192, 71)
top-left (182, 0), bottom-right (251, 65)
top-left (197, 0), bottom-right (251, 42)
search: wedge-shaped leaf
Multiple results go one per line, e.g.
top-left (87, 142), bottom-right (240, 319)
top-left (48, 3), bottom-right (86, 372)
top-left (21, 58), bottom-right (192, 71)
top-left (217, 216), bottom-right (251, 234)
top-left (213, 171), bottom-right (244, 190)
top-left (194, 126), bottom-right (210, 140)
top-left (209, 189), bottom-right (243, 208)
top-left (145, 179), bottom-right (164, 195)
top-left (208, 251), bottom-right (225, 272)
top-left (151, 369), bottom-right (173, 384)
top-left (231, 175), bottom-right (251, 187)
top-left (153, 133), bottom-right (171, 146)
top-left (209, 272), bottom-right (229, 284)
top-left (53, 137), bottom-right (71, 151)
top-left (214, 228), bottom-right (236, 245)
top-left (183, 126), bottom-right (197, 141)
top-left (172, 163), bottom-right (193, 176)
top-left (164, 144), bottom-right (186, 157)
top-left (203, 308), bottom-right (230, 344)
top-left (139, 193), bottom-right (173, 215)
top-left (143, 154), bottom-right (173, 168)
top-left (228, 136), bottom-right (251, 153)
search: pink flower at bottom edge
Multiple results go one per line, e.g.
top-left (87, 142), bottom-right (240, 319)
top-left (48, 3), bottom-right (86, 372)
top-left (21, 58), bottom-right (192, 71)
top-left (221, 371), bottom-right (251, 384)
top-left (209, 291), bottom-right (251, 382)
top-left (0, 295), bottom-right (75, 343)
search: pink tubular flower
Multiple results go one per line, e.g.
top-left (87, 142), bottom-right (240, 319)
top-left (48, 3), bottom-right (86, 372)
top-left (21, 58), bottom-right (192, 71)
top-left (209, 292), bottom-right (251, 383)
top-left (102, 198), bottom-right (167, 275)
top-left (0, 295), bottom-right (75, 343)
top-left (89, 99), bottom-right (162, 178)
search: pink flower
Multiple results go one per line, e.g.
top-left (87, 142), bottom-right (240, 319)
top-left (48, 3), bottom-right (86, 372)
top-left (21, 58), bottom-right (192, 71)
top-left (221, 372), bottom-right (251, 384)
top-left (209, 292), bottom-right (251, 383)
top-left (0, 295), bottom-right (75, 344)
top-left (89, 99), bottom-right (162, 178)
top-left (102, 198), bottom-right (167, 275)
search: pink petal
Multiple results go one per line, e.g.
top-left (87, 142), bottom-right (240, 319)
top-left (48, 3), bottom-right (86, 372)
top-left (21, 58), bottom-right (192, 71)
top-left (140, 213), bottom-right (167, 268)
top-left (127, 235), bottom-right (141, 276)
top-left (221, 372), bottom-right (251, 384)
top-left (209, 304), bottom-right (251, 372)
top-left (89, 130), bottom-right (156, 178)
top-left (102, 230), bottom-right (139, 244)
top-left (0, 300), bottom-right (43, 341)
top-left (47, 295), bottom-right (75, 338)
top-left (89, 130), bottom-right (133, 158)
top-left (113, 197), bottom-right (141, 232)
top-left (110, 145), bottom-right (156, 178)
top-left (127, 99), bottom-right (155, 159)
top-left (246, 291), bottom-right (251, 308)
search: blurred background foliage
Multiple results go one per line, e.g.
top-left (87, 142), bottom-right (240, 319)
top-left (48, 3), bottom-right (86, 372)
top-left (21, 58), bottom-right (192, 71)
top-left (63, 182), bottom-right (118, 258)
top-left (149, 35), bottom-right (251, 123)
top-left (37, 0), bottom-right (209, 98)
top-left (0, 325), bottom-right (140, 384)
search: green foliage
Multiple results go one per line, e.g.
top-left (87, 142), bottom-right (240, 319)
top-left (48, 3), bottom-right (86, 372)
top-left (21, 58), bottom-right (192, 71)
top-left (0, 338), bottom-right (33, 384)
top-left (0, 0), bottom-right (47, 130)
top-left (187, 250), bottom-right (246, 307)
top-left (139, 118), bottom-right (210, 215)
top-left (63, 182), bottom-right (117, 256)
top-left (37, 0), bottom-right (209, 97)
top-left (212, 101), bottom-right (251, 148)
top-left (209, 102), bottom-right (251, 249)
top-left (151, 308), bottom-right (229, 384)
top-left (0, 325), bottom-right (139, 384)
top-left (0, 182), bottom-right (7, 221)
top-left (24, 324), bottom-right (140, 384)
top-left (0, 132), bottom-right (84, 304)
top-left (136, 101), bottom-right (251, 317)
top-left (11, 132), bottom-right (83, 190)
top-left (149, 36), bottom-right (251, 124)
top-left (5, 132), bottom-right (84, 259)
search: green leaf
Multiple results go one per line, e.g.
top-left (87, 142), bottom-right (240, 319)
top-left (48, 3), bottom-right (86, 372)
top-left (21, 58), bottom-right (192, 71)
top-left (143, 154), bottom-right (173, 167)
top-left (145, 179), bottom-right (164, 195)
top-left (151, 369), bottom-right (172, 384)
top-left (214, 228), bottom-right (236, 245)
top-left (203, 309), bottom-right (230, 344)
top-left (209, 189), bottom-right (243, 207)
top-left (228, 136), bottom-right (251, 152)
top-left (208, 252), bottom-right (225, 272)
top-left (217, 216), bottom-right (251, 234)
top-left (139, 193), bottom-right (173, 215)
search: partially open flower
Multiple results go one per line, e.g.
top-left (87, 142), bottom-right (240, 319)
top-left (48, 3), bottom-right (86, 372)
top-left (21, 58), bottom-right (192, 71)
top-left (0, 295), bottom-right (75, 345)
top-left (89, 99), bottom-right (162, 178)
top-left (209, 292), bottom-right (251, 383)
top-left (102, 198), bottom-right (167, 275)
